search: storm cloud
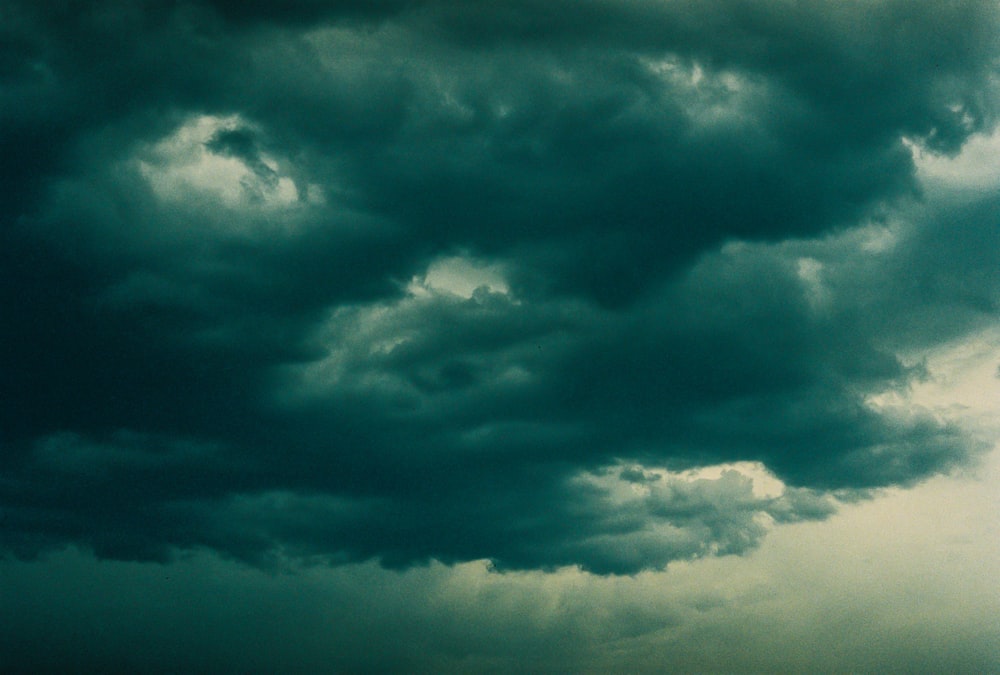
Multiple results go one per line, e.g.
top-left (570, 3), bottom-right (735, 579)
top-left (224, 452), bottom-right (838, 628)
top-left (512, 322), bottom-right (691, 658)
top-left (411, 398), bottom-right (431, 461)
top-left (2, 0), bottom-right (999, 583)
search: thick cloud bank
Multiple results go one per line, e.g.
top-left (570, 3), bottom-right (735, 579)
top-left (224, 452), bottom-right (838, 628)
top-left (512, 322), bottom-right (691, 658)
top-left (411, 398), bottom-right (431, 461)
top-left (2, 0), bottom-right (998, 574)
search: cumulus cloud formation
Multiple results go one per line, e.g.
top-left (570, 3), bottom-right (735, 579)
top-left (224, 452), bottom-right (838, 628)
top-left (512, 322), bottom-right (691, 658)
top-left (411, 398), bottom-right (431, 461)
top-left (2, 0), bottom-right (999, 581)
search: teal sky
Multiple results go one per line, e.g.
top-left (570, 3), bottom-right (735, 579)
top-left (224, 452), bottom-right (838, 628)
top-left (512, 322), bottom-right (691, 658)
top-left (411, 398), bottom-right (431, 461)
top-left (1, 1), bottom-right (999, 671)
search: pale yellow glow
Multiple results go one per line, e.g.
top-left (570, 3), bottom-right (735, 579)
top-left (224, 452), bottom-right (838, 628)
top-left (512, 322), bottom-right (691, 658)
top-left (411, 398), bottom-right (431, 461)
top-left (407, 255), bottom-right (510, 299)
top-left (137, 114), bottom-right (321, 213)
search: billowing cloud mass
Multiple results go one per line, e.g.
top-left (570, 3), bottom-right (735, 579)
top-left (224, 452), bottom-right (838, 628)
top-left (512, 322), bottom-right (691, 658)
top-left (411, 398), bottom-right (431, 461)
top-left (2, 0), bottom-right (999, 638)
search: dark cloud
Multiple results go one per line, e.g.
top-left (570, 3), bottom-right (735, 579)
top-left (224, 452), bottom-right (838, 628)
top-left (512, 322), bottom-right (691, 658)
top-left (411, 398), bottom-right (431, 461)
top-left (1, 0), bottom-right (998, 576)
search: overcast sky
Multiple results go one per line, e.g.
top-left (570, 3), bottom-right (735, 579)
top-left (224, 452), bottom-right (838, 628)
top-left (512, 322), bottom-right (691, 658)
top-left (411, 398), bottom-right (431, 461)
top-left (2, 1), bottom-right (999, 672)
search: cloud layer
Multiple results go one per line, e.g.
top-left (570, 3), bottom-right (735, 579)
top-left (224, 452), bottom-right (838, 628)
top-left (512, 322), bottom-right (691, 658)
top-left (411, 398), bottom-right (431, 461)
top-left (2, 0), bottom-right (999, 574)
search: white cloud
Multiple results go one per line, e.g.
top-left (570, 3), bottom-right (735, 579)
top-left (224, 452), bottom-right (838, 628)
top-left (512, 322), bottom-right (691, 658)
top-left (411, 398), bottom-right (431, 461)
top-left (795, 256), bottom-right (829, 310)
top-left (867, 325), bottom-right (1000, 440)
top-left (905, 127), bottom-right (1000, 192)
top-left (137, 114), bottom-right (320, 215)
top-left (408, 255), bottom-right (510, 299)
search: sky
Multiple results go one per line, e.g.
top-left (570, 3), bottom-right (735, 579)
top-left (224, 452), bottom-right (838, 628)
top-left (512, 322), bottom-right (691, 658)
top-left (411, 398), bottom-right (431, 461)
top-left (1, 0), bottom-right (999, 672)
